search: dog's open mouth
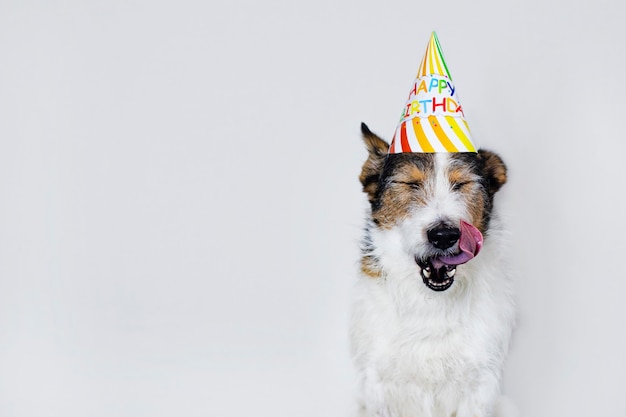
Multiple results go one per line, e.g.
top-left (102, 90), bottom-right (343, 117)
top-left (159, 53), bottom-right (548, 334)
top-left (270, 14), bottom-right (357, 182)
top-left (416, 258), bottom-right (457, 291)
top-left (416, 220), bottom-right (484, 292)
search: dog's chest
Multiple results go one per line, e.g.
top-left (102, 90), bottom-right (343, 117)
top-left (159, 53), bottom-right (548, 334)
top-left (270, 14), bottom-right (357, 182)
top-left (376, 313), bottom-right (481, 386)
top-left (353, 278), bottom-right (493, 383)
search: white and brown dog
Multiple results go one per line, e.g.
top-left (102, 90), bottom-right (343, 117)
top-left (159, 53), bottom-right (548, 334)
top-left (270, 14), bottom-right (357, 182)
top-left (350, 123), bottom-right (515, 417)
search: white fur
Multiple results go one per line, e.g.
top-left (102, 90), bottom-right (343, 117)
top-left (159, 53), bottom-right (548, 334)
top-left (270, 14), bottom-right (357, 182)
top-left (350, 154), bottom-right (515, 417)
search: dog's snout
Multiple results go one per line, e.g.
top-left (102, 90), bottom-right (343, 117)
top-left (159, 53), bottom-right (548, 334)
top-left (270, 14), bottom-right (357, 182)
top-left (427, 226), bottom-right (461, 250)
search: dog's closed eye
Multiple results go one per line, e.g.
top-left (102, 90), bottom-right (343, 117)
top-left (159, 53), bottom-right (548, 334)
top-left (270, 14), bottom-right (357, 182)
top-left (451, 181), bottom-right (475, 191)
top-left (392, 180), bottom-right (422, 190)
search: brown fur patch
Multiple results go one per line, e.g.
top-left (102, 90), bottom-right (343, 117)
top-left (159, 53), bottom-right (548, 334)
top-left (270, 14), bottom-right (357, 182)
top-left (446, 159), bottom-right (486, 231)
top-left (478, 150), bottom-right (507, 194)
top-left (448, 169), bottom-right (471, 186)
top-left (402, 164), bottom-right (427, 184)
top-left (461, 185), bottom-right (487, 232)
top-left (360, 255), bottom-right (382, 278)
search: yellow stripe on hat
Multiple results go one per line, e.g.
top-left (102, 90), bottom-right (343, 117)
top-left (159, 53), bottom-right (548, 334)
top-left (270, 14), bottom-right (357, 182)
top-left (428, 116), bottom-right (458, 152)
top-left (411, 118), bottom-right (435, 152)
top-left (445, 116), bottom-right (476, 152)
top-left (426, 42), bottom-right (435, 74)
top-left (431, 39), bottom-right (444, 76)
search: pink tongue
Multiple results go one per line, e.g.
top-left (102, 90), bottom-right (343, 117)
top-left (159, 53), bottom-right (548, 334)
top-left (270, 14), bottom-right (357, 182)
top-left (431, 220), bottom-right (483, 269)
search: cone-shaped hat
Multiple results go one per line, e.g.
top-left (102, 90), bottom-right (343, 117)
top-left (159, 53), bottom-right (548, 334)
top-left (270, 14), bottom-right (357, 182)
top-left (389, 32), bottom-right (477, 154)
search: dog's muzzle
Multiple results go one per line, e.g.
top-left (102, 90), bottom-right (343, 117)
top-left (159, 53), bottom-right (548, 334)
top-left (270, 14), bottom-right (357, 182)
top-left (415, 220), bottom-right (483, 292)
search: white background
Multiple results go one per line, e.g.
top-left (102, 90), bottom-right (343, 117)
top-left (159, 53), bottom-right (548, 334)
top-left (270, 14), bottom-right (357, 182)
top-left (1, 1), bottom-right (625, 416)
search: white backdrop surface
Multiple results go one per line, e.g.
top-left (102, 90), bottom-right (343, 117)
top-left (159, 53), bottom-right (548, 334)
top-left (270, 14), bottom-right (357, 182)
top-left (1, 1), bottom-right (625, 416)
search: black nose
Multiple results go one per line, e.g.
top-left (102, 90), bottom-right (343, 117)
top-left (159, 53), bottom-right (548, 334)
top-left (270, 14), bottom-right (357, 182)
top-left (427, 226), bottom-right (461, 250)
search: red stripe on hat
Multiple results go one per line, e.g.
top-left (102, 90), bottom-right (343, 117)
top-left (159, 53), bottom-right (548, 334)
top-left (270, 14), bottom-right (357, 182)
top-left (389, 131), bottom-right (398, 153)
top-left (400, 122), bottom-right (411, 152)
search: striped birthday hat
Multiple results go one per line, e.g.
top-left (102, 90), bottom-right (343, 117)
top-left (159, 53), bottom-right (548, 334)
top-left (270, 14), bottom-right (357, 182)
top-left (389, 32), bottom-right (477, 154)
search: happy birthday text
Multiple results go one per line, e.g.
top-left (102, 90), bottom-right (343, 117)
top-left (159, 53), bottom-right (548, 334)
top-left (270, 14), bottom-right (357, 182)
top-left (401, 76), bottom-right (465, 119)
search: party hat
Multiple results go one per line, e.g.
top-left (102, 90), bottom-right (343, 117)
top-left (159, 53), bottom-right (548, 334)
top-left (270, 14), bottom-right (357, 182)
top-left (389, 32), bottom-right (477, 154)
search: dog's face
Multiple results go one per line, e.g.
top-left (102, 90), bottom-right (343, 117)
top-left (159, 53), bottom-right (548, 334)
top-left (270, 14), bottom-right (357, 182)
top-left (359, 123), bottom-right (507, 291)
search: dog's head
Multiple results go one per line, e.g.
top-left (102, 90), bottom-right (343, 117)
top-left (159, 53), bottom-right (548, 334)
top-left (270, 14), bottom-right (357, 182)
top-left (359, 123), bottom-right (507, 292)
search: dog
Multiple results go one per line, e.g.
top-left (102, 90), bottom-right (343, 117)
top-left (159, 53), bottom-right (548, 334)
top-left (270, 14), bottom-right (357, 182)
top-left (350, 123), bottom-right (515, 417)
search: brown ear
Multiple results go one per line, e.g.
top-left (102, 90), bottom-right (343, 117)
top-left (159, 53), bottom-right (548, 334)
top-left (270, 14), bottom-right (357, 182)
top-left (478, 149), bottom-right (507, 194)
top-left (359, 123), bottom-right (389, 202)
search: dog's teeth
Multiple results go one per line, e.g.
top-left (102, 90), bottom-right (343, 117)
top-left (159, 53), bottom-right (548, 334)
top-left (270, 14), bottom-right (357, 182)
top-left (445, 268), bottom-right (456, 278)
top-left (422, 267), bottom-right (431, 278)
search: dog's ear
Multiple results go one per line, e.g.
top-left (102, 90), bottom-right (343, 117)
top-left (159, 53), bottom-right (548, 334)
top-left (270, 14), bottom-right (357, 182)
top-left (478, 149), bottom-right (507, 194)
top-left (359, 123), bottom-right (389, 202)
